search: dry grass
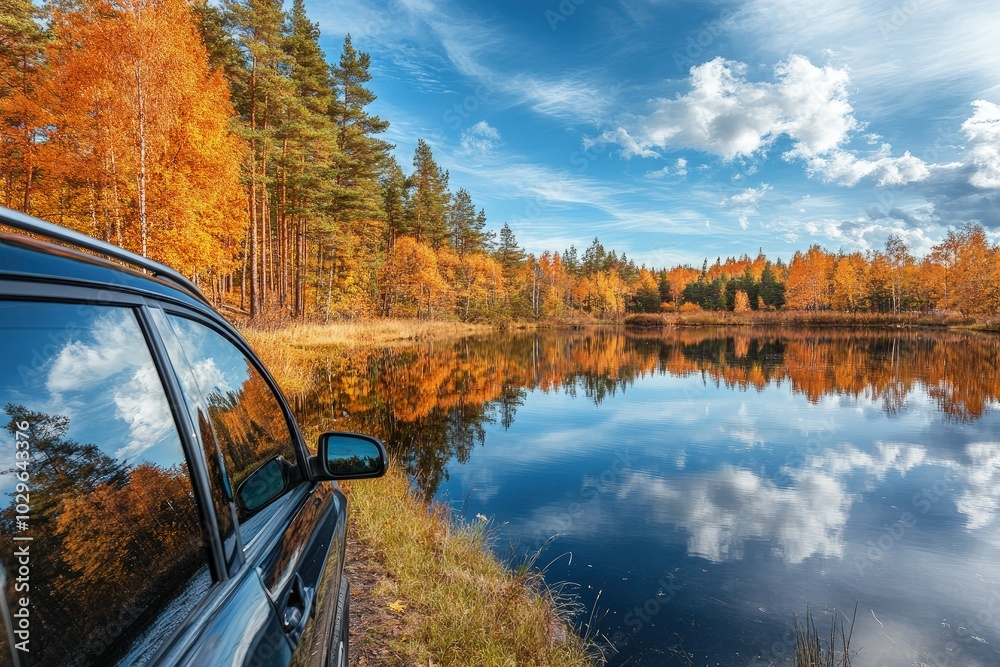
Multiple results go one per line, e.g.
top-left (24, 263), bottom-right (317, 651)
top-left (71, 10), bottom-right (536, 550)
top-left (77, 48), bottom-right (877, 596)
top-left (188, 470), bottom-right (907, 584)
top-left (243, 318), bottom-right (494, 348)
top-left (793, 605), bottom-right (857, 667)
top-left (623, 313), bottom-right (668, 328)
top-left (239, 319), bottom-right (494, 395)
top-left (342, 465), bottom-right (599, 667)
top-left (960, 317), bottom-right (1000, 333)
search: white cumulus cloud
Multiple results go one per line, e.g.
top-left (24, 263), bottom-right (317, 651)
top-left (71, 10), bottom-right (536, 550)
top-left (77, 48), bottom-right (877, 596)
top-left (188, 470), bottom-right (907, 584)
top-left (593, 55), bottom-right (857, 160)
top-left (621, 466), bottom-right (851, 564)
top-left (46, 311), bottom-right (177, 462)
top-left (645, 157), bottom-right (690, 179)
top-left (592, 55), bottom-right (931, 187)
top-left (722, 185), bottom-right (770, 209)
top-left (961, 100), bottom-right (1000, 189)
top-left (806, 145), bottom-right (931, 187)
top-left (955, 442), bottom-right (1000, 531)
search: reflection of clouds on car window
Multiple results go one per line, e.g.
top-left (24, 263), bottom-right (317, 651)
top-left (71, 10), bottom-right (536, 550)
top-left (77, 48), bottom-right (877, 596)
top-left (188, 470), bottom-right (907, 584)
top-left (46, 313), bottom-right (136, 392)
top-left (40, 308), bottom-right (177, 463)
top-left (166, 315), bottom-right (244, 397)
top-left (113, 362), bottom-right (178, 460)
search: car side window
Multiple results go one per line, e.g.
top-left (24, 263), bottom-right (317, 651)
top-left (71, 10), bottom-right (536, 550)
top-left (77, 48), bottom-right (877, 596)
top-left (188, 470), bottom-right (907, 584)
top-left (0, 301), bottom-right (210, 667)
top-left (158, 313), bottom-right (302, 544)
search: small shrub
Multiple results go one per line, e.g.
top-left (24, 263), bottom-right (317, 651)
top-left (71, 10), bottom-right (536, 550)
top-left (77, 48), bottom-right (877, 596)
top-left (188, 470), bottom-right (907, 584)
top-left (624, 313), bottom-right (666, 328)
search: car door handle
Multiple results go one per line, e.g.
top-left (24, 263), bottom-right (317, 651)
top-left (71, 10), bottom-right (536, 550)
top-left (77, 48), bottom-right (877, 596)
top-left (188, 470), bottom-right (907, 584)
top-left (282, 573), bottom-right (315, 644)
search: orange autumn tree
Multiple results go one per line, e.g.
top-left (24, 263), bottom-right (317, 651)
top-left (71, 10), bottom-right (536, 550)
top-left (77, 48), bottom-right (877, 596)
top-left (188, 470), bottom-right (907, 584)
top-left (785, 245), bottom-right (834, 310)
top-left (40, 0), bottom-right (245, 281)
top-left (379, 236), bottom-right (452, 318)
top-left (930, 223), bottom-right (1000, 316)
top-left (831, 252), bottom-right (866, 312)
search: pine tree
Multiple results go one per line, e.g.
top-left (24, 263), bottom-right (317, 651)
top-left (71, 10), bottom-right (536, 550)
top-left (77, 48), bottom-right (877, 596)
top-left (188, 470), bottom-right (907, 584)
top-left (225, 0), bottom-right (292, 316)
top-left (192, 3), bottom-right (245, 83)
top-left (448, 187), bottom-right (495, 257)
top-left (495, 222), bottom-right (525, 279)
top-left (563, 245), bottom-right (579, 275)
top-left (474, 208), bottom-right (495, 253)
top-left (582, 237), bottom-right (607, 275)
top-left (405, 139), bottom-right (450, 248)
top-left (282, 0), bottom-right (337, 315)
top-left (329, 34), bottom-right (391, 238)
top-left (760, 263), bottom-right (785, 309)
top-left (381, 156), bottom-right (407, 250)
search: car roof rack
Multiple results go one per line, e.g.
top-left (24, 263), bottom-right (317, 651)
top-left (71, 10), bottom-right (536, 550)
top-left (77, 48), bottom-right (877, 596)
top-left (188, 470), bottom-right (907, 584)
top-left (0, 205), bottom-right (210, 305)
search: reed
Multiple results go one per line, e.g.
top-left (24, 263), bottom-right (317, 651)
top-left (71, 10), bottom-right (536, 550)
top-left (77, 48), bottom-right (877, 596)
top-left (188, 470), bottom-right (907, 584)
top-left (793, 604), bottom-right (857, 667)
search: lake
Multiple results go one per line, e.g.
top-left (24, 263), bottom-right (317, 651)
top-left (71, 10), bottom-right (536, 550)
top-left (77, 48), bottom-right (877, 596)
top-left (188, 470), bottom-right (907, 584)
top-left (293, 327), bottom-right (1000, 666)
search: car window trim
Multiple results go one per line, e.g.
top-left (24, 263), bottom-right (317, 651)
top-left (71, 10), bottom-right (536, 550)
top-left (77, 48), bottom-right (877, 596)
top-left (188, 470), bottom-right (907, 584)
top-left (137, 303), bottom-right (233, 582)
top-left (0, 278), bottom-right (150, 304)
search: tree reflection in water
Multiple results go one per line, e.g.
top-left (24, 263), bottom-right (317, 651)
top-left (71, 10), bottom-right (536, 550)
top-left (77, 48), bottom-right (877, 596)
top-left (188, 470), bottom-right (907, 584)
top-left (0, 405), bottom-right (204, 667)
top-left (288, 328), bottom-right (1000, 498)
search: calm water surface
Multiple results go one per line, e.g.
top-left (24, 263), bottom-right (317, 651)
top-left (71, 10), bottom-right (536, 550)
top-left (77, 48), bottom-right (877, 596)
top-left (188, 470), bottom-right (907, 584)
top-left (294, 327), bottom-right (1000, 666)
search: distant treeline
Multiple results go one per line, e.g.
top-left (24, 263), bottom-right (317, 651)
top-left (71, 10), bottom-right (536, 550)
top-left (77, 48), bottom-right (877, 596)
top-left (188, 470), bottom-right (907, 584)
top-left (2, 0), bottom-right (998, 320)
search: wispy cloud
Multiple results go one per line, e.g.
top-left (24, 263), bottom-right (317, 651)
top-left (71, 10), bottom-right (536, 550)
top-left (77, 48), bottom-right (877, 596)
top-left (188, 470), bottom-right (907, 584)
top-left (323, 0), bottom-right (614, 124)
top-left (722, 184), bottom-right (772, 229)
top-left (730, 0), bottom-right (1000, 115)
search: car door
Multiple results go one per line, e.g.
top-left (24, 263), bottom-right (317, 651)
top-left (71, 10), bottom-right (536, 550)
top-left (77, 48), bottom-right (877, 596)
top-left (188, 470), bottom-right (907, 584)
top-left (149, 306), bottom-right (347, 667)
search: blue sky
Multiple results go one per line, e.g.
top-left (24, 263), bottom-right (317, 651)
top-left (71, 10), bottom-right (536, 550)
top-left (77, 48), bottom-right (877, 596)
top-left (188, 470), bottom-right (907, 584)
top-left (308, 0), bottom-right (1000, 268)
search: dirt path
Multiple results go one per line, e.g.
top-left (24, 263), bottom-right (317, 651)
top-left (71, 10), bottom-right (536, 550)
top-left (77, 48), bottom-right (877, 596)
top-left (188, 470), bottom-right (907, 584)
top-left (344, 523), bottom-right (413, 667)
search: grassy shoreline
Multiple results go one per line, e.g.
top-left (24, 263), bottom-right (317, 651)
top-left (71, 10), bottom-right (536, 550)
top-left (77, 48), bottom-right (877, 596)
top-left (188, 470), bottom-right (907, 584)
top-left (342, 465), bottom-right (596, 666)
top-left (240, 318), bottom-right (598, 666)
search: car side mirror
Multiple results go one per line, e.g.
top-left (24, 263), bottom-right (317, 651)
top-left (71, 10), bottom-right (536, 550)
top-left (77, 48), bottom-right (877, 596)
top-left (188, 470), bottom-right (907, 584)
top-left (236, 455), bottom-right (290, 513)
top-left (314, 432), bottom-right (388, 480)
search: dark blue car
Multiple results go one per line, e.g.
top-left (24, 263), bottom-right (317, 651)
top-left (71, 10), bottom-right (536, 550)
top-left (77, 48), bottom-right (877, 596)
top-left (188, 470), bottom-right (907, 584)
top-left (0, 205), bottom-right (387, 667)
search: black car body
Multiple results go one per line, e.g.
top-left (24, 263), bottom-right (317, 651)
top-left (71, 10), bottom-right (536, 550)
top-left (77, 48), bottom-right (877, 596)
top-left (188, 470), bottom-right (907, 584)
top-left (0, 205), bottom-right (386, 667)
